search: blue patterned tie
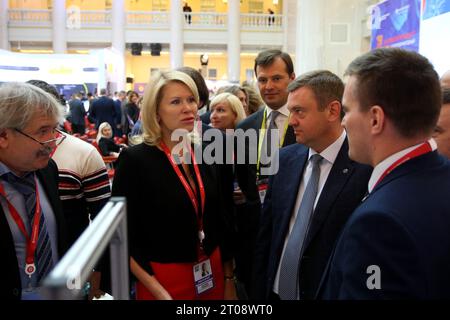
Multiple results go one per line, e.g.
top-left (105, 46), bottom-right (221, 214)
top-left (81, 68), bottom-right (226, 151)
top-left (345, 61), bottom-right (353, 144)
top-left (278, 154), bottom-right (323, 299)
top-left (3, 172), bottom-right (54, 283)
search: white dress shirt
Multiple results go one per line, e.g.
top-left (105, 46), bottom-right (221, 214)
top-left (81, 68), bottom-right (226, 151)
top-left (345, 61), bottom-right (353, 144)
top-left (273, 130), bottom-right (346, 294)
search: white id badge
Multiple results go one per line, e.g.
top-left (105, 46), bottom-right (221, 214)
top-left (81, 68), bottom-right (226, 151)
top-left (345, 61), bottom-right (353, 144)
top-left (193, 259), bottom-right (214, 295)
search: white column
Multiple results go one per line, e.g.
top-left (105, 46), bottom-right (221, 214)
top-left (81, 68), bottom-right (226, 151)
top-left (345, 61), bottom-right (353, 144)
top-left (227, 0), bottom-right (241, 83)
top-left (112, 0), bottom-right (126, 91)
top-left (170, 0), bottom-right (184, 69)
top-left (282, 0), bottom-right (289, 52)
top-left (295, 0), bottom-right (325, 74)
top-left (52, 0), bottom-right (67, 53)
top-left (0, 0), bottom-right (9, 50)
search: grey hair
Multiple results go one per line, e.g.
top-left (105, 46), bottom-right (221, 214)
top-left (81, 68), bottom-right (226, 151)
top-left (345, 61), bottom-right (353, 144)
top-left (0, 82), bottom-right (63, 131)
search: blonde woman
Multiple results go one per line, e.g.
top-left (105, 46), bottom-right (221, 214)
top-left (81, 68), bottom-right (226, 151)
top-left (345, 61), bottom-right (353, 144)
top-left (209, 93), bottom-right (246, 131)
top-left (112, 70), bottom-right (237, 300)
top-left (96, 122), bottom-right (125, 157)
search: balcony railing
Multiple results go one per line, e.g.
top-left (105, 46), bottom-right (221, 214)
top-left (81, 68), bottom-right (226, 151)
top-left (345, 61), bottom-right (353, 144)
top-left (8, 9), bottom-right (282, 31)
top-left (8, 9), bottom-right (52, 27)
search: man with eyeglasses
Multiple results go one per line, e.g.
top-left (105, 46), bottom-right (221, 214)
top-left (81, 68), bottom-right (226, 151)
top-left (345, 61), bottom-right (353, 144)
top-left (0, 82), bottom-right (68, 299)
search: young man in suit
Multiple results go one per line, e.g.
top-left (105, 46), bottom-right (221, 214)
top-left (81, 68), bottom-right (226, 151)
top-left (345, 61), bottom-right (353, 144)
top-left (0, 83), bottom-right (68, 299)
top-left (252, 70), bottom-right (371, 300)
top-left (320, 48), bottom-right (450, 299)
top-left (234, 49), bottom-right (296, 296)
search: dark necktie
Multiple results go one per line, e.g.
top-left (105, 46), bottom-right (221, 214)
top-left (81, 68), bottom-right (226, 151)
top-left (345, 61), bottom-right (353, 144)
top-left (278, 154), bottom-right (323, 299)
top-left (2, 172), bottom-right (54, 283)
top-left (261, 111), bottom-right (280, 166)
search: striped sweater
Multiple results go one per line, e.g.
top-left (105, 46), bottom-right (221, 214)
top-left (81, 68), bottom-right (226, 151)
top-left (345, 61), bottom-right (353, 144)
top-left (52, 133), bottom-right (111, 245)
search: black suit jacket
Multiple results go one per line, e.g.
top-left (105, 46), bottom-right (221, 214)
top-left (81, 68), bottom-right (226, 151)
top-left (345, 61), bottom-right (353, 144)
top-left (252, 139), bottom-right (372, 299)
top-left (90, 96), bottom-right (117, 130)
top-left (111, 143), bottom-right (235, 276)
top-left (319, 151), bottom-right (450, 299)
top-left (0, 159), bottom-right (67, 300)
top-left (235, 108), bottom-right (296, 203)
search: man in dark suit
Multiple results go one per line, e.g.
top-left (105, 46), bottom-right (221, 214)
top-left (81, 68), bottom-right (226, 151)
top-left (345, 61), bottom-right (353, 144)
top-left (0, 82), bottom-right (68, 299)
top-left (233, 49), bottom-right (296, 296)
top-left (319, 48), bottom-right (450, 299)
top-left (68, 92), bottom-right (87, 135)
top-left (252, 70), bottom-right (371, 300)
top-left (90, 88), bottom-right (117, 133)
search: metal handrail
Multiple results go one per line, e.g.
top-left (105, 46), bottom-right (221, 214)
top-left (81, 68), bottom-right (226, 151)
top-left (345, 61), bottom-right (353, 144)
top-left (42, 197), bottom-right (129, 300)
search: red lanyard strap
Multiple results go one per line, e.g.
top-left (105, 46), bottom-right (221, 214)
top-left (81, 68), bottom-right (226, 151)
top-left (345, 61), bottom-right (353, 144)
top-left (160, 142), bottom-right (206, 234)
top-left (0, 174), bottom-right (42, 268)
top-left (374, 141), bottom-right (432, 188)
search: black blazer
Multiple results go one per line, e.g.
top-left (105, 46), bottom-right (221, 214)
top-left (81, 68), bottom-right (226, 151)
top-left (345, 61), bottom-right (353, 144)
top-left (111, 143), bottom-right (234, 276)
top-left (68, 99), bottom-right (86, 126)
top-left (98, 137), bottom-right (121, 156)
top-left (251, 139), bottom-right (372, 299)
top-left (0, 159), bottom-right (67, 300)
top-left (90, 96), bottom-right (117, 129)
top-left (235, 108), bottom-right (296, 203)
top-left (319, 151), bottom-right (450, 299)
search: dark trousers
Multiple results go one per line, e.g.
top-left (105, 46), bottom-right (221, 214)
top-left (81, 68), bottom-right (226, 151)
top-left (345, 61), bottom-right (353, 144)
top-left (72, 124), bottom-right (86, 135)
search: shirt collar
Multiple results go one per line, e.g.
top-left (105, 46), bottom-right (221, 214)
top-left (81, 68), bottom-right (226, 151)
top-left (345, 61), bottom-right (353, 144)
top-left (308, 130), bottom-right (346, 165)
top-left (265, 103), bottom-right (289, 118)
top-left (368, 138), bottom-right (437, 193)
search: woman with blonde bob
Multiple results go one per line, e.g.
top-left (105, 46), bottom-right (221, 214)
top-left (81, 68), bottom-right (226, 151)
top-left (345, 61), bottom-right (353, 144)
top-left (209, 92), bottom-right (246, 131)
top-left (112, 70), bottom-right (236, 300)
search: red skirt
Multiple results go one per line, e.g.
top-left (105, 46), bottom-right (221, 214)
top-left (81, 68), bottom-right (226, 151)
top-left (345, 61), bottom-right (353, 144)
top-left (135, 247), bottom-right (224, 300)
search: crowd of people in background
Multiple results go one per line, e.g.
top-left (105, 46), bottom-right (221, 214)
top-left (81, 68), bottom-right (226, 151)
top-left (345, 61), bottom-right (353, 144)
top-left (1, 47), bottom-right (450, 301)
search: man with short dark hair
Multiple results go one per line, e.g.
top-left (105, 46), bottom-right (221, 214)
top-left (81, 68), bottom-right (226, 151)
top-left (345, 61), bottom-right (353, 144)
top-left (319, 48), bottom-right (450, 299)
top-left (0, 82), bottom-right (68, 299)
top-left (234, 49), bottom-right (297, 296)
top-left (252, 70), bottom-right (371, 300)
top-left (433, 88), bottom-right (450, 159)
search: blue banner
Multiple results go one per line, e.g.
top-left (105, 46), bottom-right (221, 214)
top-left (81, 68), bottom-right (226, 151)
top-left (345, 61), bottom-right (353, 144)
top-left (423, 0), bottom-right (450, 19)
top-left (370, 0), bottom-right (421, 52)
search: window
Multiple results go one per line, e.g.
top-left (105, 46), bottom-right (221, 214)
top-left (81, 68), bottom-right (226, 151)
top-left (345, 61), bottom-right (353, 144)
top-left (249, 0), bottom-right (264, 14)
top-left (208, 68), bottom-right (217, 80)
top-left (152, 0), bottom-right (168, 11)
top-left (200, 0), bottom-right (216, 12)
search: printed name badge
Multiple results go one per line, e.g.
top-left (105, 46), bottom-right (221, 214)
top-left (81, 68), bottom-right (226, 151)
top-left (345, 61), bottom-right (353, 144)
top-left (193, 259), bottom-right (214, 295)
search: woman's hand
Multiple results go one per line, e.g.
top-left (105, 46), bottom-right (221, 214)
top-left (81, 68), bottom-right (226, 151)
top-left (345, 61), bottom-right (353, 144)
top-left (130, 257), bottom-right (173, 300)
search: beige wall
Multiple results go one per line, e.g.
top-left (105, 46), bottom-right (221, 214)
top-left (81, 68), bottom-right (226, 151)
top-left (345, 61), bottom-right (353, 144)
top-left (9, 0), bottom-right (283, 13)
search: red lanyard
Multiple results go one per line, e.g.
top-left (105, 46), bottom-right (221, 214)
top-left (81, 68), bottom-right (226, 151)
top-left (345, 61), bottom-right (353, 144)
top-left (0, 174), bottom-right (42, 277)
top-left (160, 142), bottom-right (206, 239)
top-left (373, 141), bottom-right (432, 189)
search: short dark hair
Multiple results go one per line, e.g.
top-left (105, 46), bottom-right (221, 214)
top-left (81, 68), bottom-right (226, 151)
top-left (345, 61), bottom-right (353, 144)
top-left (177, 66), bottom-right (210, 108)
top-left (287, 70), bottom-right (344, 117)
top-left (26, 79), bottom-right (64, 105)
top-left (443, 88), bottom-right (450, 105)
top-left (254, 49), bottom-right (294, 77)
top-left (345, 48), bottom-right (441, 138)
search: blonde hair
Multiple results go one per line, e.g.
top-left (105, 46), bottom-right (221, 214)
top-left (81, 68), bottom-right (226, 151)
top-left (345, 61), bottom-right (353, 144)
top-left (209, 92), bottom-right (246, 127)
top-left (139, 70), bottom-right (199, 146)
top-left (96, 122), bottom-right (112, 143)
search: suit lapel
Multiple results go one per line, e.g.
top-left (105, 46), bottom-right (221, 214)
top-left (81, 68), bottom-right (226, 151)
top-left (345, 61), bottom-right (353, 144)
top-left (283, 125), bottom-right (296, 147)
top-left (303, 139), bottom-right (354, 249)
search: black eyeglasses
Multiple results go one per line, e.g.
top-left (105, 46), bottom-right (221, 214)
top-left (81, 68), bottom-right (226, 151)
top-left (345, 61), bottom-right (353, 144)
top-left (14, 128), bottom-right (66, 147)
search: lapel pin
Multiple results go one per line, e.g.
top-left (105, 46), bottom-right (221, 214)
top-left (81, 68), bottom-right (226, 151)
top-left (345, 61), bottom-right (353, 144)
top-left (342, 168), bottom-right (349, 174)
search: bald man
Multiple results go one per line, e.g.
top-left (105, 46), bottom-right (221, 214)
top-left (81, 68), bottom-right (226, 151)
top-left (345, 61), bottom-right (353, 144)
top-left (434, 88), bottom-right (450, 159)
top-left (441, 70), bottom-right (450, 88)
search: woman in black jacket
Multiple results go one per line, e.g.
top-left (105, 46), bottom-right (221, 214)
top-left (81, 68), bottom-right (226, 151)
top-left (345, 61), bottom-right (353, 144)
top-left (112, 70), bottom-right (236, 300)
